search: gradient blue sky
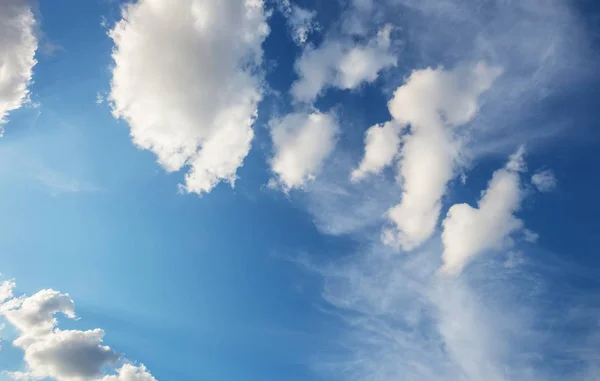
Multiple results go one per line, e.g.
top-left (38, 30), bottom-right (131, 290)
top-left (0, 1), bottom-right (600, 381)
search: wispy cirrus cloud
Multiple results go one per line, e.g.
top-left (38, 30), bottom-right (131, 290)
top-left (302, 226), bottom-right (600, 381)
top-left (291, 25), bottom-right (397, 104)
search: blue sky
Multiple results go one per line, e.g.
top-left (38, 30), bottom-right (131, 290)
top-left (0, 0), bottom-right (599, 381)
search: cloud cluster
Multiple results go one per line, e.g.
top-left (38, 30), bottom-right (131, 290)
top-left (109, 0), bottom-right (269, 194)
top-left (269, 111), bottom-right (339, 190)
top-left (0, 280), bottom-right (156, 381)
top-left (0, 0), bottom-right (38, 132)
top-left (384, 62), bottom-right (502, 250)
top-left (291, 25), bottom-right (396, 103)
top-left (293, 1), bottom-right (599, 379)
top-left (268, 2), bottom-right (400, 193)
top-left (351, 62), bottom-right (502, 250)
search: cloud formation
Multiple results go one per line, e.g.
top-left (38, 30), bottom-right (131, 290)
top-left (291, 25), bottom-right (396, 103)
top-left (0, 281), bottom-right (157, 381)
top-left (367, 62), bottom-right (502, 250)
top-left (0, 0), bottom-right (38, 132)
top-left (109, 0), bottom-right (269, 194)
top-left (350, 121), bottom-right (402, 182)
top-left (99, 364), bottom-right (157, 381)
top-left (440, 148), bottom-right (526, 276)
top-left (269, 111), bottom-right (339, 190)
top-left (279, 1), bottom-right (318, 45)
top-left (531, 169), bottom-right (557, 192)
top-left (299, 0), bottom-right (600, 380)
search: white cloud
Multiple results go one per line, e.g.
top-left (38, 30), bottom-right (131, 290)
top-left (383, 62), bottom-right (503, 250)
top-left (269, 111), bottom-right (339, 190)
top-left (0, 0), bottom-right (38, 132)
top-left (0, 281), bottom-right (157, 381)
top-left (3, 289), bottom-right (76, 340)
top-left (291, 25), bottom-right (396, 103)
top-left (99, 364), bottom-right (157, 381)
top-left (1, 287), bottom-right (119, 381)
top-left (16, 329), bottom-right (120, 381)
top-left (279, 1), bottom-right (318, 45)
top-left (531, 169), bottom-right (557, 192)
top-left (523, 228), bottom-right (539, 243)
top-left (0, 280), bottom-right (15, 302)
top-left (109, 0), bottom-right (269, 195)
top-left (440, 149), bottom-right (526, 276)
top-left (350, 121), bottom-right (402, 182)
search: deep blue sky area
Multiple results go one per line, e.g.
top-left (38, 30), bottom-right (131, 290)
top-left (0, 1), bottom-right (599, 381)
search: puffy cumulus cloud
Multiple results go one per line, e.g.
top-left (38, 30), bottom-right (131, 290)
top-left (269, 111), bottom-right (339, 190)
top-left (0, 0), bottom-right (38, 132)
top-left (99, 364), bottom-right (157, 381)
top-left (382, 62), bottom-right (503, 250)
top-left (15, 329), bottom-right (120, 381)
top-left (440, 148), bottom-right (527, 276)
top-left (387, 63), bottom-right (503, 128)
top-left (531, 169), bottom-right (557, 192)
top-left (0, 280), bottom-right (157, 381)
top-left (3, 289), bottom-right (75, 341)
top-left (350, 121), bottom-right (402, 182)
top-left (279, 0), bottom-right (318, 45)
top-left (291, 25), bottom-right (396, 103)
top-left (109, 0), bottom-right (269, 195)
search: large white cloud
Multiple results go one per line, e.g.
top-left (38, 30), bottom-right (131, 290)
top-left (440, 148), bottom-right (527, 276)
top-left (109, 0), bottom-right (269, 195)
top-left (0, 281), bottom-right (157, 381)
top-left (16, 329), bottom-right (120, 381)
top-left (269, 111), bottom-right (339, 190)
top-left (377, 62), bottom-right (502, 250)
top-left (0, 0), bottom-right (38, 132)
top-left (291, 25), bottom-right (396, 103)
